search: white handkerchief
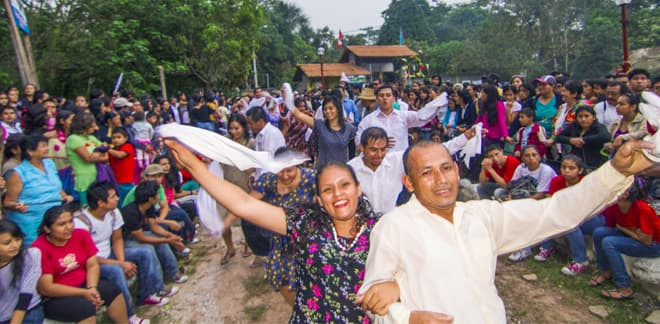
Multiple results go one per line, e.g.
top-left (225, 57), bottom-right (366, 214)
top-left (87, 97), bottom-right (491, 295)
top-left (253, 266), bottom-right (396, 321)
top-left (461, 123), bottom-right (483, 169)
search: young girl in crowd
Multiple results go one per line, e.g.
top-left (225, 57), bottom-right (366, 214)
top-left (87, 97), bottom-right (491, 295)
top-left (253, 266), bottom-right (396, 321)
top-left (132, 111), bottom-right (154, 175)
top-left (32, 205), bottom-right (129, 323)
top-left (555, 106), bottom-right (610, 171)
top-left (108, 128), bottom-right (136, 205)
top-left (442, 97), bottom-right (461, 137)
top-left (590, 182), bottom-right (660, 300)
top-left (502, 85), bottom-right (522, 127)
top-left (0, 220), bottom-right (43, 324)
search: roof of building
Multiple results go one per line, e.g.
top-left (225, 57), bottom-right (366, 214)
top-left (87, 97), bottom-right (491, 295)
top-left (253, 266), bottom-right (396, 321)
top-left (344, 45), bottom-right (417, 58)
top-left (295, 63), bottom-right (371, 78)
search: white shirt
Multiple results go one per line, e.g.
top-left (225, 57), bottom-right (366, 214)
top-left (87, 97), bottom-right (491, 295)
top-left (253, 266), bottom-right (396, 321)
top-left (254, 122), bottom-right (285, 177)
top-left (360, 163), bottom-right (632, 323)
top-left (356, 94), bottom-right (444, 152)
top-left (594, 101), bottom-right (621, 131)
top-left (347, 135), bottom-right (468, 214)
top-left (510, 163), bottom-right (557, 193)
top-left (74, 208), bottom-right (124, 258)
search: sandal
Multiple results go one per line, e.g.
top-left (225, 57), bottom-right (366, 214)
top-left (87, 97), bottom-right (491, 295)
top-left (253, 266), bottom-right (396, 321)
top-left (242, 247), bottom-right (252, 258)
top-left (589, 273), bottom-right (611, 286)
top-left (220, 250), bottom-right (236, 265)
top-left (600, 288), bottom-right (634, 300)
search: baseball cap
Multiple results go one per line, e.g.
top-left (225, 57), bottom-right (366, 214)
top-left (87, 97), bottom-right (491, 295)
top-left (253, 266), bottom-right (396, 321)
top-left (143, 164), bottom-right (165, 176)
top-left (113, 97), bottom-right (133, 108)
top-left (534, 75), bottom-right (557, 86)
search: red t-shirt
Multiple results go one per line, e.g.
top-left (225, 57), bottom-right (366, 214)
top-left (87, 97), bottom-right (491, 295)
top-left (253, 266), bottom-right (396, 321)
top-left (603, 200), bottom-right (658, 241)
top-left (486, 155), bottom-right (520, 183)
top-left (548, 175), bottom-right (584, 196)
top-left (32, 229), bottom-right (98, 287)
top-left (109, 142), bottom-right (136, 184)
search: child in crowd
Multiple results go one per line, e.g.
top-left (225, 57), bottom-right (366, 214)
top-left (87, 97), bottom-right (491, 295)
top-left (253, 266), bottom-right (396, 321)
top-left (511, 108), bottom-right (547, 158)
top-left (1, 106), bottom-right (22, 141)
top-left (108, 128), bottom-right (136, 205)
top-left (132, 111), bottom-right (154, 176)
top-left (555, 106), bottom-right (610, 171)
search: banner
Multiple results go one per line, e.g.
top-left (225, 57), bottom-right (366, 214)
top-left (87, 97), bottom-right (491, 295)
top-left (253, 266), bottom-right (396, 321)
top-left (10, 0), bottom-right (29, 35)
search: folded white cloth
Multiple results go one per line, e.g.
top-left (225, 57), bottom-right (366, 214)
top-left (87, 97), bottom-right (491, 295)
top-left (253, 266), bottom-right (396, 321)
top-left (461, 123), bottom-right (483, 169)
top-left (157, 123), bottom-right (308, 174)
top-left (640, 91), bottom-right (660, 162)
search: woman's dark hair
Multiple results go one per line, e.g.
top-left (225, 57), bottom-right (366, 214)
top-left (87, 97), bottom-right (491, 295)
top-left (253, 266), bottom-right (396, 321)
top-left (38, 205), bottom-right (72, 235)
top-left (521, 144), bottom-right (540, 157)
top-left (480, 85), bottom-right (499, 125)
top-left (308, 162), bottom-right (376, 235)
top-left (24, 104), bottom-right (48, 134)
top-left (519, 82), bottom-right (535, 95)
top-left (153, 154), bottom-right (180, 189)
top-left (70, 112), bottom-right (95, 135)
top-left (103, 111), bottom-right (119, 126)
top-left (564, 80), bottom-right (583, 99)
top-left (561, 154), bottom-right (585, 174)
top-left (621, 93), bottom-right (641, 106)
top-left (4, 134), bottom-right (24, 160)
top-left (19, 135), bottom-right (48, 161)
top-left (55, 110), bottom-right (74, 133)
top-left (502, 85), bottom-right (518, 95)
top-left (575, 105), bottom-right (596, 118)
top-left (419, 88), bottom-right (430, 105)
top-left (322, 95), bottom-right (345, 131)
top-left (227, 113), bottom-right (249, 141)
top-left (0, 219), bottom-right (27, 287)
top-left (454, 89), bottom-right (471, 106)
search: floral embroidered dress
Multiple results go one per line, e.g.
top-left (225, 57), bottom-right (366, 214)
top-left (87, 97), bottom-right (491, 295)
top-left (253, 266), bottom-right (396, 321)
top-left (286, 198), bottom-right (379, 323)
top-left (254, 167), bottom-right (316, 290)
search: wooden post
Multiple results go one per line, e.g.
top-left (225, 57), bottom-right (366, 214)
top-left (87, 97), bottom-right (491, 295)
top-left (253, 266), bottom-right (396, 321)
top-left (3, 0), bottom-right (30, 85)
top-left (22, 34), bottom-right (39, 87)
top-left (158, 65), bottom-right (167, 99)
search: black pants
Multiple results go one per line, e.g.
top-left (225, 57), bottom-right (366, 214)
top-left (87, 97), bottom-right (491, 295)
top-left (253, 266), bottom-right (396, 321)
top-left (43, 279), bottom-right (121, 322)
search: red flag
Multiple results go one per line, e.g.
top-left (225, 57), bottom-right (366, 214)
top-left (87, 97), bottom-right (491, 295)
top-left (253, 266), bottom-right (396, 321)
top-left (337, 30), bottom-right (343, 48)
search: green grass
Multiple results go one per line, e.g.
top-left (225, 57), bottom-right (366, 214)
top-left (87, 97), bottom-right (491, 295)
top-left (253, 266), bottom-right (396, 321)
top-left (518, 254), bottom-right (659, 323)
top-left (244, 304), bottom-right (269, 322)
top-left (241, 273), bottom-right (272, 322)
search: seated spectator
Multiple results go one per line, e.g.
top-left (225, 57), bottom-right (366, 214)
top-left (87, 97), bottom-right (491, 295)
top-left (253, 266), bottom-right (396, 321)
top-left (510, 108), bottom-right (547, 158)
top-left (32, 205), bottom-right (128, 323)
top-left (122, 164), bottom-right (195, 248)
top-left (555, 106), bottom-right (610, 171)
top-left (534, 155), bottom-right (598, 272)
top-left (0, 220), bottom-right (43, 324)
top-left (477, 144), bottom-right (521, 199)
top-left (590, 182), bottom-right (660, 300)
top-left (505, 145), bottom-right (557, 262)
top-left (4, 135), bottom-right (73, 245)
top-left (154, 155), bottom-right (197, 225)
top-left (76, 181), bottom-right (175, 323)
top-left (1, 106), bottom-right (22, 139)
top-left (605, 93), bottom-right (648, 154)
top-left (108, 128), bottom-right (136, 205)
top-left (120, 181), bottom-right (188, 284)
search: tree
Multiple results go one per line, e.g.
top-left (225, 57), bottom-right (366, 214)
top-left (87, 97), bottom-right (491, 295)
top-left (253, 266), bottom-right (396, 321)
top-left (378, 0), bottom-right (435, 45)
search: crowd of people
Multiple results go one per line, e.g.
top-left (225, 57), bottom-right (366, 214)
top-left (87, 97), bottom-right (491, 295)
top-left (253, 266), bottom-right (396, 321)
top-left (0, 65), bottom-right (659, 323)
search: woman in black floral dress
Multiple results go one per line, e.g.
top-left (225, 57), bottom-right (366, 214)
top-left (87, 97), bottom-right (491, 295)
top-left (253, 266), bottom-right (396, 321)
top-left (165, 139), bottom-right (394, 323)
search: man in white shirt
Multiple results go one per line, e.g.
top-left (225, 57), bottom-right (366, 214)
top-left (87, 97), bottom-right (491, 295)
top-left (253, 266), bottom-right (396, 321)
top-left (594, 81), bottom-right (627, 131)
top-left (356, 86), bottom-right (446, 152)
top-left (358, 139), bottom-right (653, 323)
top-left (347, 127), bottom-right (473, 214)
top-left (75, 181), bottom-right (176, 322)
top-left (246, 106), bottom-right (286, 177)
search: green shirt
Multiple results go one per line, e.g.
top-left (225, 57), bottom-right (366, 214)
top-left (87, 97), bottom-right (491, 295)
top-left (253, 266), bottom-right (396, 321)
top-left (121, 184), bottom-right (167, 207)
top-left (66, 134), bottom-right (102, 192)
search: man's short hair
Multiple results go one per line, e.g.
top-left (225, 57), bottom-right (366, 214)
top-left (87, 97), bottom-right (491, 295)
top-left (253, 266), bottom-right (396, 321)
top-left (360, 127), bottom-right (388, 147)
top-left (627, 68), bottom-right (650, 80)
top-left (135, 181), bottom-right (160, 204)
top-left (376, 85), bottom-right (394, 96)
top-left (520, 107), bottom-right (535, 119)
top-left (86, 181), bottom-right (115, 210)
top-left (651, 76), bottom-right (660, 87)
top-left (246, 106), bottom-right (267, 122)
top-left (485, 143), bottom-right (503, 155)
top-left (606, 81), bottom-right (629, 94)
top-left (402, 140), bottom-right (450, 175)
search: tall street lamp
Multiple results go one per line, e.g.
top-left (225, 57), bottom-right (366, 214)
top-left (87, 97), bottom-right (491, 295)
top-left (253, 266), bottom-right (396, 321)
top-left (317, 46), bottom-right (326, 90)
top-left (614, 0), bottom-right (632, 73)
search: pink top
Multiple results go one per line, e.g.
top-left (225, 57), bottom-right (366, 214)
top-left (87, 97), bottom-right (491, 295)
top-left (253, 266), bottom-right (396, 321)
top-left (477, 101), bottom-right (508, 140)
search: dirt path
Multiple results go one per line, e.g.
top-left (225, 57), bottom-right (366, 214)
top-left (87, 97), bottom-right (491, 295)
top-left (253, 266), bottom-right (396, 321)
top-left (146, 227), bottom-right (654, 323)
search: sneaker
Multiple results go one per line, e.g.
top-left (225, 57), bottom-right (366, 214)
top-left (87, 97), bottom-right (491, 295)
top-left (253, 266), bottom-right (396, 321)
top-left (142, 295), bottom-right (169, 306)
top-left (191, 237), bottom-right (201, 244)
top-left (169, 273), bottom-right (189, 283)
top-left (508, 248), bottom-right (532, 262)
top-left (534, 247), bottom-right (554, 262)
top-left (181, 247), bottom-right (191, 255)
top-left (157, 286), bottom-right (180, 297)
top-left (561, 261), bottom-right (590, 276)
top-left (129, 315), bottom-right (151, 324)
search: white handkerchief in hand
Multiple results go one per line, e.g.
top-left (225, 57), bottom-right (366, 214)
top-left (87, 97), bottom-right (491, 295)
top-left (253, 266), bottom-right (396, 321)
top-left (640, 91), bottom-right (660, 162)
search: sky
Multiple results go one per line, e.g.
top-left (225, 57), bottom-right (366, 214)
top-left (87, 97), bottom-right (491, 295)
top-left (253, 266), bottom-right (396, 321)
top-left (288, 0), bottom-right (467, 34)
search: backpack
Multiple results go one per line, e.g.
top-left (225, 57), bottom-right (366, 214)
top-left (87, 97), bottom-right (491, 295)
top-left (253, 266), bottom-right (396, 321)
top-left (75, 209), bottom-right (119, 234)
top-left (507, 176), bottom-right (538, 200)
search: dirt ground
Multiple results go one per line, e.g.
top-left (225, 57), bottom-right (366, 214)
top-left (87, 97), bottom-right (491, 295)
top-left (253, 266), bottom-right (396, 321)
top-left (142, 227), bottom-right (655, 323)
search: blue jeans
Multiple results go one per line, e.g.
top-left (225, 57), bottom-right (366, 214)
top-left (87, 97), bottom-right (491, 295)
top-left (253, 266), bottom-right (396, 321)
top-left (0, 305), bottom-right (44, 324)
top-left (593, 227), bottom-right (660, 288)
top-left (166, 206), bottom-right (195, 242)
top-left (125, 245), bottom-right (164, 304)
top-left (125, 232), bottom-right (179, 281)
top-left (540, 215), bottom-right (605, 262)
top-left (196, 122), bottom-right (215, 132)
top-left (100, 264), bottom-right (134, 316)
